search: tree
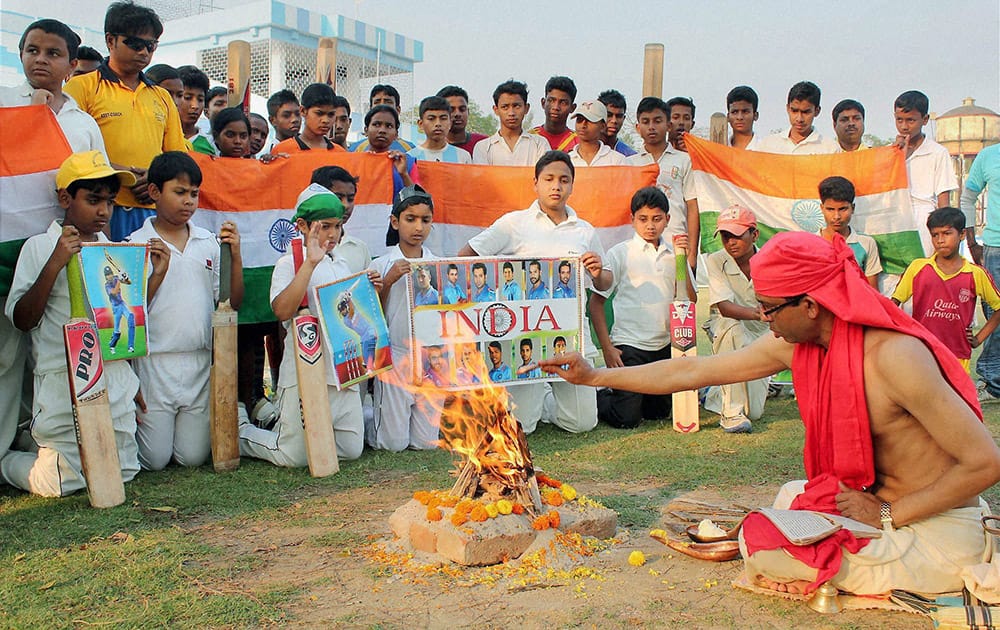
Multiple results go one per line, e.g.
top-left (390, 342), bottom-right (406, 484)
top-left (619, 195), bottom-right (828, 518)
top-left (467, 101), bottom-right (497, 136)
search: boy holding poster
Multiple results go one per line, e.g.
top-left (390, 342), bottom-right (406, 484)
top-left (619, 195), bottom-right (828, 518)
top-left (127, 152), bottom-right (244, 470)
top-left (239, 185), bottom-right (375, 466)
top-left (2, 151), bottom-right (141, 496)
top-left (458, 151), bottom-right (612, 434)
top-left (589, 187), bottom-right (695, 429)
top-left (368, 185), bottom-right (442, 451)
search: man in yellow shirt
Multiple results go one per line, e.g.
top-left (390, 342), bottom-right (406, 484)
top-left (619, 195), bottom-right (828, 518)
top-left (64, 0), bottom-right (186, 241)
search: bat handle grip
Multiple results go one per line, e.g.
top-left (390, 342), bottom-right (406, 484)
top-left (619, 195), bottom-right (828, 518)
top-left (219, 242), bottom-right (232, 303)
top-left (67, 253), bottom-right (86, 319)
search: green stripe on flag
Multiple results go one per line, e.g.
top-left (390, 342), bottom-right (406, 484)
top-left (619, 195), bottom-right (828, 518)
top-left (239, 266), bottom-right (277, 324)
top-left (699, 212), bottom-right (923, 275)
top-left (0, 239), bottom-right (26, 297)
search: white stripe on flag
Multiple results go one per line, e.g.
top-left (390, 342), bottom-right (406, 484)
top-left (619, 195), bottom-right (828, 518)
top-left (0, 170), bottom-right (60, 242)
top-left (190, 203), bottom-right (392, 268)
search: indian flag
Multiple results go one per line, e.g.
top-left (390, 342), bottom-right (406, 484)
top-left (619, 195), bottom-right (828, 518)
top-left (686, 134), bottom-right (922, 274)
top-left (190, 152), bottom-right (392, 323)
top-left (416, 162), bottom-right (659, 255)
top-left (0, 106), bottom-right (72, 297)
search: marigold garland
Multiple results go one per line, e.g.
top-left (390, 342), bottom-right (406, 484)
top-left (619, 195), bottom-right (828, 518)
top-left (536, 473), bottom-right (562, 488)
top-left (532, 515), bottom-right (550, 530)
top-left (484, 503), bottom-right (499, 518)
top-left (450, 511), bottom-right (468, 526)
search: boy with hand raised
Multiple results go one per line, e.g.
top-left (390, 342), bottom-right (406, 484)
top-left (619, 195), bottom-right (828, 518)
top-left (893, 90), bottom-right (958, 256)
top-left (473, 80), bottom-right (549, 166)
top-left (239, 185), bottom-right (378, 466)
top-left (2, 152), bottom-right (141, 496)
top-left (126, 151), bottom-right (243, 470)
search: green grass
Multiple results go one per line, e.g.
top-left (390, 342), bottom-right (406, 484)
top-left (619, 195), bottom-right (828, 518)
top-left (4, 285), bottom-right (1000, 627)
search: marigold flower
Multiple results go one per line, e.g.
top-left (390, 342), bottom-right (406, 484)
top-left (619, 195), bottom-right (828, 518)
top-left (485, 503), bottom-right (499, 518)
top-left (413, 491), bottom-right (432, 505)
top-left (547, 510), bottom-right (561, 528)
top-left (455, 499), bottom-right (476, 515)
top-left (628, 551), bottom-right (646, 567)
top-left (511, 503), bottom-right (525, 515)
top-left (470, 506), bottom-right (489, 522)
top-left (426, 507), bottom-right (443, 521)
top-left (438, 494), bottom-right (458, 507)
top-left (536, 473), bottom-right (562, 488)
top-left (496, 500), bottom-right (513, 515)
top-left (559, 484), bottom-right (577, 501)
top-left (544, 491), bottom-right (564, 507)
top-left (532, 515), bottom-right (550, 530)
top-left (451, 511), bottom-right (468, 526)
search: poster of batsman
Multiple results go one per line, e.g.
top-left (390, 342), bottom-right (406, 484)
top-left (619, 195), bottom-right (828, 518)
top-left (314, 271), bottom-right (392, 389)
top-left (78, 242), bottom-right (149, 361)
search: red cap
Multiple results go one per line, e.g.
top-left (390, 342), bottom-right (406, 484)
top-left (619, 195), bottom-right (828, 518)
top-left (714, 204), bottom-right (757, 236)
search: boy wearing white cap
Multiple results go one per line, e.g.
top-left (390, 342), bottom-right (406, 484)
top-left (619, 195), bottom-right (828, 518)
top-left (239, 184), bottom-right (381, 466)
top-left (567, 101), bottom-right (627, 167)
top-left (703, 204), bottom-right (770, 433)
top-left (2, 151), bottom-right (141, 496)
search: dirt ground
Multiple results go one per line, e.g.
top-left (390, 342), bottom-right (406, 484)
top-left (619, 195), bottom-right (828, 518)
top-left (191, 480), bottom-right (930, 629)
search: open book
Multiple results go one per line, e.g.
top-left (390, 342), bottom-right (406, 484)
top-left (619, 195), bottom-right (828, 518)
top-left (754, 507), bottom-right (883, 545)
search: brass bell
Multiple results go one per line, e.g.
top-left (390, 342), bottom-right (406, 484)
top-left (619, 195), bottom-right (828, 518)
top-left (807, 582), bottom-right (843, 614)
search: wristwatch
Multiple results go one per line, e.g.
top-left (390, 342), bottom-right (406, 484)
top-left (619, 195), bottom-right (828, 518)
top-left (879, 502), bottom-right (894, 532)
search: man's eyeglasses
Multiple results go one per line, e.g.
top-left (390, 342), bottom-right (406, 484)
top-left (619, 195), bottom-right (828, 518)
top-left (760, 294), bottom-right (807, 318)
top-left (116, 34), bottom-right (158, 53)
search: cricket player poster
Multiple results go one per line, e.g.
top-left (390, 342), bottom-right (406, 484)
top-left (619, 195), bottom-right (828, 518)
top-left (405, 256), bottom-right (585, 391)
top-left (78, 243), bottom-right (149, 361)
top-left (314, 271), bottom-right (392, 389)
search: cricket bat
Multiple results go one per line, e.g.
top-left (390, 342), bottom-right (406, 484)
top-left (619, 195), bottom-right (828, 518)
top-left (709, 112), bottom-right (728, 145)
top-left (670, 245), bottom-right (699, 433)
top-left (316, 37), bottom-right (337, 89)
top-left (291, 239), bottom-right (339, 477)
top-left (226, 40), bottom-right (251, 115)
top-left (642, 43), bottom-right (664, 99)
top-left (64, 255), bottom-right (125, 507)
top-left (210, 243), bottom-right (240, 472)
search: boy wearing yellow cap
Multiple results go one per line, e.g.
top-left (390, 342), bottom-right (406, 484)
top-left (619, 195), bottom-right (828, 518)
top-left (2, 151), bottom-right (142, 496)
top-left (239, 184), bottom-right (381, 466)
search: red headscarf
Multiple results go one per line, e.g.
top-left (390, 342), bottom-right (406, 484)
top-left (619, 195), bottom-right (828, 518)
top-left (742, 231), bottom-right (980, 591)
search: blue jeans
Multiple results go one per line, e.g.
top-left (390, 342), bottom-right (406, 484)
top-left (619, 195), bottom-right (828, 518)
top-left (977, 245), bottom-right (1000, 394)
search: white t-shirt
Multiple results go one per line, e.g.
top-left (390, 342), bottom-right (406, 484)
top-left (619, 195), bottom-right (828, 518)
top-left (127, 218), bottom-right (220, 353)
top-left (568, 143), bottom-right (628, 167)
top-left (594, 233), bottom-right (676, 350)
top-left (705, 248), bottom-right (770, 338)
top-left (754, 127), bottom-right (840, 155)
top-left (472, 131), bottom-right (549, 166)
top-left (628, 145), bottom-right (697, 239)
top-left (907, 137), bottom-right (959, 256)
top-left (338, 234), bottom-right (372, 275)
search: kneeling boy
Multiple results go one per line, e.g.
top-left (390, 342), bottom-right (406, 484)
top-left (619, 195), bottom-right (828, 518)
top-left (239, 184), bottom-right (379, 465)
top-left (2, 151), bottom-right (141, 496)
top-left (590, 187), bottom-right (695, 428)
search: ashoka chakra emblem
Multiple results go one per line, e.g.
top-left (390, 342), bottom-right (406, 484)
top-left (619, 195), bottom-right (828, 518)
top-left (790, 199), bottom-right (824, 233)
top-left (269, 219), bottom-right (298, 252)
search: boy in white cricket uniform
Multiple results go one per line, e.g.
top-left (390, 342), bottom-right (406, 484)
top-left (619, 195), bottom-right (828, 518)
top-left (368, 185), bottom-right (441, 450)
top-left (239, 185), bottom-right (373, 465)
top-left (127, 152), bottom-right (244, 469)
top-left (2, 151), bottom-right (140, 496)
top-left (458, 152), bottom-right (612, 434)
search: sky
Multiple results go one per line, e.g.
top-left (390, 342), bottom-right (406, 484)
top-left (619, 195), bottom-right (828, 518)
top-left (13, 0), bottom-right (1000, 140)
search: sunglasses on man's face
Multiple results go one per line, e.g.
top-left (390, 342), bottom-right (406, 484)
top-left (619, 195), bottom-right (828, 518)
top-left (116, 34), bottom-right (158, 53)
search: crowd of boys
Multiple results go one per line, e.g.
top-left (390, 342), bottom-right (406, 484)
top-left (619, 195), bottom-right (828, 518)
top-left (0, 2), bottom-right (994, 509)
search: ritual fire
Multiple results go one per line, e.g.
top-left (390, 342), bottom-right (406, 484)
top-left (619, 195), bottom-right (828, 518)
top-left (387, 351), bottom-right (617, 566)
